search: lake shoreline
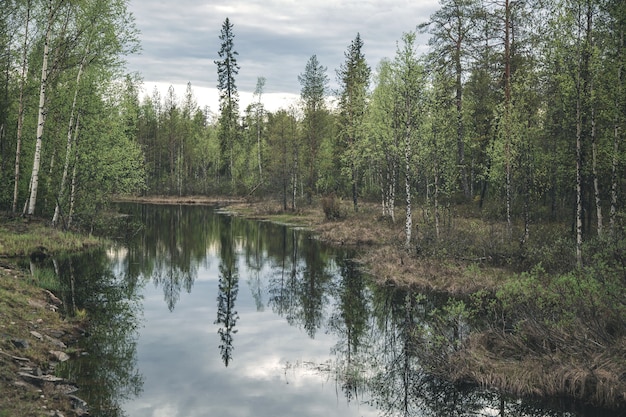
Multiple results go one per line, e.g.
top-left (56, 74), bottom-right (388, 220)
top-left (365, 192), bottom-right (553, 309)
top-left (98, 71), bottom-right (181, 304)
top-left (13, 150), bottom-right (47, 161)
top-left (114, 195), bottom-right (626, 412)
top-left (2, 197), bottom-right (624, 414)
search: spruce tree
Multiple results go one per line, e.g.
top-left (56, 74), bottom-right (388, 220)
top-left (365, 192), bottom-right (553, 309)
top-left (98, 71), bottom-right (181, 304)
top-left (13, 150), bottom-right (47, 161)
top-left (298, 55), bottom-right (329, 202)
top-left (337, 33), bottom-right (371, 212)
top-left (215, 17), bottom-right (240, 183)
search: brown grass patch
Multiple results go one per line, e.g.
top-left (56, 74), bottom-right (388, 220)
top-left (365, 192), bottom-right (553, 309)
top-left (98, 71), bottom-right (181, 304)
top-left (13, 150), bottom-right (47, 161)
top-left (113, 194), bottom-right (245, 206)
top-left (446, 330), bottom-right (626, 409)
top-left (361, 245), bottom-right (508, 294)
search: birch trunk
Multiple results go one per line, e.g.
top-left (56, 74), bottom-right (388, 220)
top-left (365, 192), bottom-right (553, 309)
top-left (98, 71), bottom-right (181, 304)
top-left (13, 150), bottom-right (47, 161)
top-left (53, 51), bottom-right (87, 227)
top-left (68, 115), bottom-right (80, 228)
top-left (588, 9), bottom-right (602, 237)
top-left (610, 24), bottom-right (623, 235)
top-left (26, 2), bottom-right (54, 216)
top-left (592, 97), bottom-right (602, 236)
top-left (12, 0), bottom-right (30, 213)
top-left (404, 126), bottom-right (412, 249)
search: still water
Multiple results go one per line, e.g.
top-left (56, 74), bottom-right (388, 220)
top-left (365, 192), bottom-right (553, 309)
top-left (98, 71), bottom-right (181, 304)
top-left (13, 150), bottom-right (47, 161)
top-left (38, 204), bottom-right (616, 416)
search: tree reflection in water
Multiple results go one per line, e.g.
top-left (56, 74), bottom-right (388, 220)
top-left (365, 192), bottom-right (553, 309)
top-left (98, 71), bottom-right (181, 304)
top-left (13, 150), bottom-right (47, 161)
top-left (215, 215), bottom-right (239, 367)
top-left (36, 250), bottom-right (144, 417)
top-left (40, 204), bottom-right (620, 417)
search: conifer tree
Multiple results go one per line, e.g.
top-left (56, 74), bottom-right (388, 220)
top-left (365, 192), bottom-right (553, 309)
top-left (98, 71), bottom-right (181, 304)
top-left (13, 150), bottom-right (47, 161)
top-left (215, 17), bottom-right (240, 184)
top-left (337, 33), bottom-right (371, 212)
top-left (298, 54), bottom-right (329, 202)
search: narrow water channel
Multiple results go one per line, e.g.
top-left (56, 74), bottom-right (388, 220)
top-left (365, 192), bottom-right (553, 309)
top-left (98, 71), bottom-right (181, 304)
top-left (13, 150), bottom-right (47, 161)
top-left (32, 204), bottom-right (618, 416)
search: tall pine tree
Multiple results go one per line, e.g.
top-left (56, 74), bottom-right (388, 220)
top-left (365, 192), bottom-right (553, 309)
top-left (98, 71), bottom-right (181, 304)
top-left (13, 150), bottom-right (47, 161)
top-left (215, 17), bottom-right (240, 185)
top-left (337, 33), bottom-right (371, 212)
top-left (298, 55), bottom-right (329, 202)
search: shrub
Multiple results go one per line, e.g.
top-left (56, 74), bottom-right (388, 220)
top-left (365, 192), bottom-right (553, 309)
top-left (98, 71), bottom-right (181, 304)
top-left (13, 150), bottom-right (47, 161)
top-left (321, 194), bottom-right (343, 220)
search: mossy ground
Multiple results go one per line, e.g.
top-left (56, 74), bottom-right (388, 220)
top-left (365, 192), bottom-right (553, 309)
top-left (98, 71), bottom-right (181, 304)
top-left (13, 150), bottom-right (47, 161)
top-left (0, 214), bottom-right (96, 417)
top-left (0, 264), bottom-right (84, 416)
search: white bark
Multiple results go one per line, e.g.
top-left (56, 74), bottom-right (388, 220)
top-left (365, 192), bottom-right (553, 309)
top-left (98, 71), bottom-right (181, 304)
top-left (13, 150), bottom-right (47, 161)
top-left (27, 2), bottom-right (53, 216)
top-left (68, 115), bottom-right (80, 228)
top-left (588, 11), bottom-right (602, 237)
top-left (53, 52), bottom-right (87, 227)
top-left (404, 128), bottom-right (412, 249)
top-left (592, 97), bottom-right (602, 237)
top-left (13, 0), bottom-right (30, 213)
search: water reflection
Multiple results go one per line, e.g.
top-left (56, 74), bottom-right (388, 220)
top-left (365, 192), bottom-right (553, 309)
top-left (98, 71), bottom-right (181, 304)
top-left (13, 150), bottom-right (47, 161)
top-left (215, 215), bottom-right (240, 366)
top-left (28, 250), bottom-right (144, 417)
top-left (28, 203), bottom-right (624, 417)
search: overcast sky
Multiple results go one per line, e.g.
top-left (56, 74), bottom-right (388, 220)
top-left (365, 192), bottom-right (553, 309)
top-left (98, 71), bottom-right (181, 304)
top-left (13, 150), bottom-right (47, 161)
top-left (125, 0), bottom-right (441, 112)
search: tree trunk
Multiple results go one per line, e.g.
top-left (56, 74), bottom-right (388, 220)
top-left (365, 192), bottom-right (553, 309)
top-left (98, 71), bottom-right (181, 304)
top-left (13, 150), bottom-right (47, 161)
top-left (351, 161), bottom-right (358, 212)
top-left (68, 115), bottom-right (80, 228)
top-left (504, 0), bottom-right (512, 238)
top-left (434, 162), bottom-right (440, 241)
top-left (591, 94), bottom-right (602, 236)
top-left (12, 0), bottom-right (30, 213)
top-left (404, 126), bottom-right (412, 249)
top-left (455, 39), bottom-right (469, 199)
top-left (576, 55), bottom-right (584, 268)
top-left (609, 13), bottom-right (623, 236)
top-left (588, 6), bottom-right (602, 237)
top-left (53, 51), bottom-right (87, 227)
top-left (27, 1), bottom-right (54, 216)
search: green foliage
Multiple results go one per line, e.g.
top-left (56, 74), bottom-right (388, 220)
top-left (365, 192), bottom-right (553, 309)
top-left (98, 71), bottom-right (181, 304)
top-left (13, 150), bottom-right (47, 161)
top-left (494, 254), bottom-right (626, 342)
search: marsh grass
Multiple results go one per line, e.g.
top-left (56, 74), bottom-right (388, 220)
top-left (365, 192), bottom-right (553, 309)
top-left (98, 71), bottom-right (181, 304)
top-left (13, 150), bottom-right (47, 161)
top-left (31, 267), bottom-right (62, 292)
top-left (446, 330), bottom-right (626, 409)
top-left (0, 216), bottom-right (101, 258)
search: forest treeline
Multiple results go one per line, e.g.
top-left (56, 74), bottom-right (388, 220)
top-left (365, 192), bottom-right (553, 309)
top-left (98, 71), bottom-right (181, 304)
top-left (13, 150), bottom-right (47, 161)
top-left (2, 0), bottom-right (626, 406)
top-left (1, 0), bottom-right (625, 265)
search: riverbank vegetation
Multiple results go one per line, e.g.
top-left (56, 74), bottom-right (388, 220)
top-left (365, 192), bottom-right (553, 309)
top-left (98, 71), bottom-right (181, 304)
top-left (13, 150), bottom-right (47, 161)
top-left (0, 221), bottom-right (100, 417)
top-left (1, 0), bottom-right (626, 412)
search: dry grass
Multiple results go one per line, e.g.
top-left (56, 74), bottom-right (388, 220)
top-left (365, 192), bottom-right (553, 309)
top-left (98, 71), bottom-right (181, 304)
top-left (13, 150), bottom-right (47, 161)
top-left (361, 245), bottom-right (508, 294)
top-left (0, 214), bottom-right (101, 258)
top-left (446, 330), bottom-right (626, 409)
top-left (113, 194), bottom-right (245, 206)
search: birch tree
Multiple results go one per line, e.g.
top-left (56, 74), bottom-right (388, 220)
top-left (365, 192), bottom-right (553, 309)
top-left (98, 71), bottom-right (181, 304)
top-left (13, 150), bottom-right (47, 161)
top-left (368, 59), bottom-right (399, 222)
top-left (392, 32), bottom-right (426, 249)
top-left (25, 0), bottom-right (60, 216)
top-left (52, 0), bottom-right (139, 225)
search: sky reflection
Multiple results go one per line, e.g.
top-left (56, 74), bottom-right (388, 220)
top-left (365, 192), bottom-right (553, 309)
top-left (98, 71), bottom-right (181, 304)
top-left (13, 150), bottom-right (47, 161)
top-left (120, 259), bottom-right (377, 417)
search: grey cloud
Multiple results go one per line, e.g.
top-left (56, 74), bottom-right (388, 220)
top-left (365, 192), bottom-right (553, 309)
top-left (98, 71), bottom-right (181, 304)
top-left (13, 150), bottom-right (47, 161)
top-left (127, 0), bottom-right (440, 98)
